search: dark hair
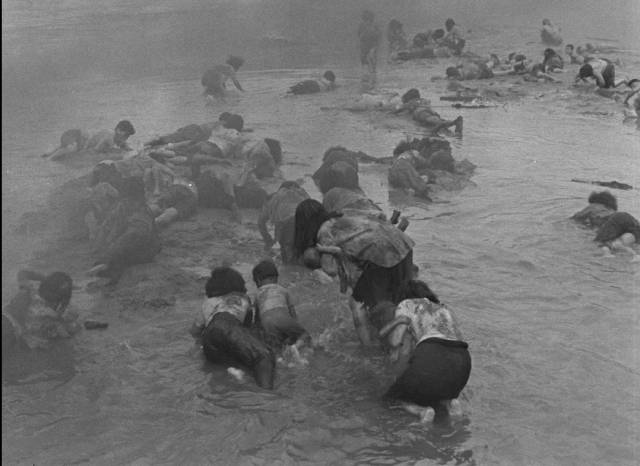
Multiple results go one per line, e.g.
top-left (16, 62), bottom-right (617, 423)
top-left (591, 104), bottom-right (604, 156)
top-left (279, 180), bottom-right (301, 191)
top-left (400, 279), bottom-right (440, 303)
top-left (205, 266), bottom-right (246, 297)
top-left (588, 191), bottom-right (617, 211)
top-left (514, 54), bottom-right (526, 63)
top-left (322, 147), bottom-right (358, 170)
top-left (393, 140), bottom-right (413, 156)
top-left (314, 160), bottom-right (359, 194)
top-left (565, 44), bottom-right (574, 51)
top-left (543, 48), bottom-right (557, 60)
top-left (115, 120), bottom-right (135, 136)
top-left (401, 88), bottom-right (420, 103)
top-left (91, 162), bottom-right (122, 190)
top-left (264, 138), bottom-right (282, 165)
top-left (293, 199), bottom-right (342, 257)
top-left (38, 272), bottom-right (73, 311)
top-left (219, 112), bottom-right (244, 132)
top-left (446, 66), bottom-right (461, 79)
top-left (120, 176), bottom-right (146, 200)
top-left (578, 64), bottom-right (594, 79)
top-left (445, 18), bottom-right (455, 30)
top-left (252, 259), bottom-right (279, 284)
top-left (433, 29), bottom-right (445, 40)
top-left (323, 70), bottom-right (336, 82)
top-left (226, 55), bottom-right (244, 71)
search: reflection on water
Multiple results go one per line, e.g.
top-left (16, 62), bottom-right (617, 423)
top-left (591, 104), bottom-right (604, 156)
top-left (3, 0), bottom-right (640, 464)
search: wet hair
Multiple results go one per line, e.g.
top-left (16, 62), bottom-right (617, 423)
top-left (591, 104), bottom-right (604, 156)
top-left (205, 266), bottom-right (246, 297)
top-left (37, 271), bottom-right (73, 311)
top-left (446, 67), bottom-right (461, 79)
top-left (543, 48), bottom-right (556, 59)
top-left (264, 138), bottom-right (282, 165)
top-left (120, 176), bottom-right (146, 201)
top-left (588, 191), bottom-right (617, 211)
top-left (401, 88), bottom-right (421, 103)
top-left (226, 55), bottom-right (244, 71)
top-left (445, 18), bottom-right (455, 30)
top-left (252, 259), bottom-right (279, 284)
top-left (578, 63), bottom-right (594, 79)
top-left (219, 112), bottom-right (244, 132)
top-left (362, 10), bottom-right (374, 22)
top-left (293, 199), bottom-right (342, 258)
top-left (115, 120), bottom-right (135, 136)
top-left (433, 29), bottom-right (445, 40)
top-left (323, 70), bottom-right (336, 82)
top-left (400, 279), bottom-right (440, 303)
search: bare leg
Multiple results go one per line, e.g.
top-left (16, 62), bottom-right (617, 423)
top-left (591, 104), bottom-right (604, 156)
top-left (348, 296), bottom-right (373, 346)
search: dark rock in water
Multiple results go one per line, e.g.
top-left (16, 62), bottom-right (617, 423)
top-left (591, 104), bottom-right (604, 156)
top-left (84, 320), bottom-right (109, 330)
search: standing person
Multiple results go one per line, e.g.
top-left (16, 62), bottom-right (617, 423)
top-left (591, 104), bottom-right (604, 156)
top-left (201, 55), bottom-right (245, 99)
top-left (358, 10), bottom-right (382, 88)
top-left (387, 19), bottom-right (408, 55)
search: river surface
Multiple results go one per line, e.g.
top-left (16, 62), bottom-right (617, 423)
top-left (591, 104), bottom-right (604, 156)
top-left (2, 1), bottom-right (640, 465)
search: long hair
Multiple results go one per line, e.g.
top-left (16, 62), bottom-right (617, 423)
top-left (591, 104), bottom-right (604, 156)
top-left (293, 199), bottom-right (342, 258)
top-left (38, 271), bottom-right (73, 311)
top-left (588, 191), bottom-right (617, 211)
top-left (205, 267), bottom-right (246, 298)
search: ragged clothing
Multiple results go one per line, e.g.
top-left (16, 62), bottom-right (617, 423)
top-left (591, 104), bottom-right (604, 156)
top-left (252, 283), bottom-right (306, 348)
top-left (195, 292), bottom-right (252, 330)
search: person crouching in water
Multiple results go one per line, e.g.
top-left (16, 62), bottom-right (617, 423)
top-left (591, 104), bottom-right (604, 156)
top-left (287, 71), bottom-right (337, 95)
top-left (575, 58), bottom-right (626, 89)
top-left (3, 270), bottom-right (80, 353)
top-left (394, 89), bottom-right (463, 136)
top-left (251, 260), bottom-right (311, 365)
top-left (190, 266), bottom-right (276, 389)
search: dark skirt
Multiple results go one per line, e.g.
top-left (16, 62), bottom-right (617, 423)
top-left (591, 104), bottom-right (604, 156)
top-left (352, 250), bottom-right (413, 308)
top-left (202, 312), bottom-right (275, 389)
top-left (385, 337), bottom-right (471, 407)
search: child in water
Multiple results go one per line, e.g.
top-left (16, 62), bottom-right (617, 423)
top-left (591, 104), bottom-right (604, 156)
top-left (251, 260), bottom-right (311, 365)
top-left (190, 266), bottom-right (276, 389)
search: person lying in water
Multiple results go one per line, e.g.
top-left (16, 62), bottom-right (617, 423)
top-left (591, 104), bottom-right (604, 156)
top-left (394, 89), bottom-right (463, 136)
top-left (250, 260), bottom-right (311, 364)
top-left (571, 191), bottom-right (617, 228)
top-left (190, 266), bottom-right (276, 389)
top-left (201, 55), bottom-right (245, 98)
top-left (575, 58), bottom-right (627, 89)
top-left (391, 29), bottom-right (451, 61)
top-left (542, 48), bottom-right (564, 72)
top-left (594, 211), bottom-right (640, 259)
top-left (565, 44), bottom-right (585, 65)
top-left (3, 270), bottom-right (80, 353)
top-left (287, 71), bottom-right (337, 95)
top-left (42, 120), bottom-right (135, 161)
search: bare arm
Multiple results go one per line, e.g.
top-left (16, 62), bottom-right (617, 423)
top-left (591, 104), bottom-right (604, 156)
top-left (593, 70), bottom-right (606, 87)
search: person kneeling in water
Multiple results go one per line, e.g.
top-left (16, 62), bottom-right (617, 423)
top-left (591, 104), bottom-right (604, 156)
top-left (379, 298), bottom-right (471, 423)
top-left (251, 260), bottom-right (311, 365)
top-left (190, 266), bottom-right (276, 389)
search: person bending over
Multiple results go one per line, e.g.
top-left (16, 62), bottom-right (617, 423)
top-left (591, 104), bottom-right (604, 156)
top-left (202, 55), bottom-right (245, 98)
top-left (576, 58), bottom-right (626, 89)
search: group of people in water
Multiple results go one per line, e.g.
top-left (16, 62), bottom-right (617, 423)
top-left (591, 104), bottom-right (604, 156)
top-left (4, 9), bottom-right (638, 425)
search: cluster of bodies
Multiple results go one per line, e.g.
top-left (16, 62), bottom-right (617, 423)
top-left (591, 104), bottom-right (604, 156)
top-left (4, 13), bottom-right (640, 424)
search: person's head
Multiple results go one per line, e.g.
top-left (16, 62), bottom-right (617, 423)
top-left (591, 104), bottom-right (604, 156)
top-left (205, 266), bottom-right (246, 298)
top-left (302, 247), bottom-right (321, 269)
top-left (576, 45), bottom-right (585, 55)
top-left (543, 48), bottom-right (556, 60)
top-left (362, 10), bottom-right (374, 22)
top-left (279, 180), bottom-right (301, 192)
top-left (445, 18), bottom-right (455, 31)
top-left (401, 88), bottom-right (421, 103)
top-left (393, 140), bottom-right (413, 157)
top-left (219, 112), bottom-right (244, 131)
top-left (514, 54), bottom-right (526, 63)
top-left (38, 272), bottom-right (73, 312)
top-left (293, 199), bottom-right (341, 257)
top-left (578, 63), bottom-right (594, 80)
top-left (565, 44), bottom-right (574, 54)
top-left (252, 259), bottom-right (279, 286)
top-left (433, 29), bottom-right (445, 41)
top-left (322, 147), bottom-right (358, 169)
top-left (114, 120), bottom-right (135, 146)
top-left (542, 18), bottom-right (551, 26)
top-left (264, 138), bottom-right (282, 165)
top-left (446, 66), bottom-right (461, 79)
top-left (323, 70), bottom-right (336, 83)
top-left (588, 191), bottom-right (617, 211)
top-left (319, 161), bottom-right (359, 194)
top-left (226, 55), bottom-right (244, 71)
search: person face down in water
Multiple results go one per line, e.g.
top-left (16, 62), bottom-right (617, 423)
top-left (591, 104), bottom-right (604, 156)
top-left (3, 270), bottom-right (78, 353)
top-left (575, 59), bottom-right (625, 89)
top-left (190, 266), bottom-right (276, 389)
top-left (287, 71), bottom-right (337, 95)
top-left (377, 297), bottom-right (470, 423)
top-left (293, 199), bottom-right (415, 346)
top-left (397, 89), bottom-right (463, 136)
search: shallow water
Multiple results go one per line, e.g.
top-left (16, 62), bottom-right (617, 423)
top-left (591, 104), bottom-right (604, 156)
top-left (3, 1), bottom-right (640, 465)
